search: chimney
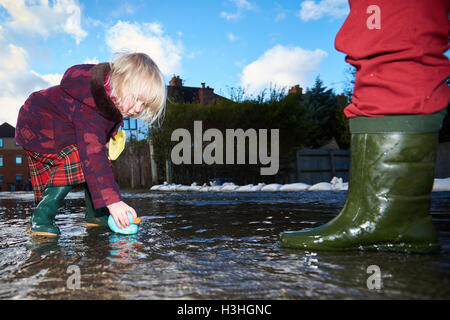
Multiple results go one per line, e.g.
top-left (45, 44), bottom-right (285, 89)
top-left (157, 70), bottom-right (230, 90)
top-left (170, 75), bottom-right (183, 87)
top-left (289, 84), bottom-right (302, 96)
top-left (199, 82), bottom-right (215, 105)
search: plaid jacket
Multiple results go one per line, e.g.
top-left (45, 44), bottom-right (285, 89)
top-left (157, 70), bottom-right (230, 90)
top-left (15, 63), bottom-right (123, 209)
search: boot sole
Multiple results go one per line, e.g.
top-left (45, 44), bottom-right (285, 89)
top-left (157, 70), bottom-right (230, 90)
top-left (85, 222), bottom-right (109, 228)
top-left (278, 239), bottom-right (441, 254)
top-left (86, 222), bottom-right (100, 227)
top-left (26, 225), bottom-right (59, 237)
top-left (360, 242), bottom-right (441, 254)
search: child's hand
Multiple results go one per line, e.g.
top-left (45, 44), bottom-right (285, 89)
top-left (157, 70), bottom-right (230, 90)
top-left (106, 201), bottom-right (137, 229)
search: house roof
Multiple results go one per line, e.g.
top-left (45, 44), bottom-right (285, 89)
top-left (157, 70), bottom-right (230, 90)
top-left (167, 86), bottom-right (230, 105)
top-left (0, 122), bottom-right (15, 138)
top-left (167, 86), bottom-right (200, 104)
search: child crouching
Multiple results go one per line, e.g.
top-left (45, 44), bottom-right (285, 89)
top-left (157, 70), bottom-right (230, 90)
top-left (15, 52), bottom-right (166, 236)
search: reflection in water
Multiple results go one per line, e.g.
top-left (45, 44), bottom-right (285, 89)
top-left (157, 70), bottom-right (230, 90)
top-left (108, 234), bottom-right (143, 264)
top-left (0, 191), bottom-right (449, 299)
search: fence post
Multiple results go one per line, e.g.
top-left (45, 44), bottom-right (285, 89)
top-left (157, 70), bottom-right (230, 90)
top-left (166, 159), bottom-right (172, 184)
top-left (329, 150), bottom-right (336, 178)
top-left (130, 158), bottom-right (135, 188)
top-left (149, 140), bottom-right (159, 185)
top-left (140, 153), bottom-right (146, 186)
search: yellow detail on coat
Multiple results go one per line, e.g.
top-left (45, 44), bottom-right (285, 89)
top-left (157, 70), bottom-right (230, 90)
top-left (108, 130), bottom-right (126, 160)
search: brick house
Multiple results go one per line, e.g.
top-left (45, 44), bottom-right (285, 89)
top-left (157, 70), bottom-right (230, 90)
top-left (167, 75), bottom-right (229, 105)
top-left (0, 122), bottom-right (30, 191)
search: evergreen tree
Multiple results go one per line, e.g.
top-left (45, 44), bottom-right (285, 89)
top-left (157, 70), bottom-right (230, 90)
top-left (301, 76), bottom-right (338, 148)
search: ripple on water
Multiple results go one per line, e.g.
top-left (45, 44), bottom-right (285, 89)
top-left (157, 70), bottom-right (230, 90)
top-left (0, 191), bottom-right (449, 299)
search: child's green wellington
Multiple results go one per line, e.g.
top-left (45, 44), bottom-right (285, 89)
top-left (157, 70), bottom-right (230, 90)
top-left (279, 110), bottom-right (447, 253)
top-left (84, 188), bottom-right (109, 228)
top-left (27, 186), bottom-right (72, 237)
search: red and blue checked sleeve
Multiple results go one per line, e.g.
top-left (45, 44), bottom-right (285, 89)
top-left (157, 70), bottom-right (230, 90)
top-left (71, 103), bottom-right (122, 209)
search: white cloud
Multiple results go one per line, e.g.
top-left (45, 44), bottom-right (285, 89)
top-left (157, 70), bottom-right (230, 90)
top-left (227, 33), bottom-right (239, 42)
top-left (186, 49), bottom-right (202, 60)
top-left (274, 2), bottom-right (288, 22)
top-left (0, 0), bottom-right (87, 44)
top-left (0, 40), bottom-right (58, 126)
top-left (31, 71), bottom-right (63, 87)
top-left (83, 57), bottom-right (100, 65)
top-left (220, 0), bottom-right (257, 21)
top-left (106, 21), bottom-right (183, 77)
top-left (110, 2), bottom-right (138, 18)
top-left (233, 0), bottom-right (254, 10)
top-left (298, 0), bottom-right (349, 21)
top-left (275, 12), bottom-right (286, 22)
top-left (239, 45), bottom-right (328, 95)
top-left (220, 11), bottom-right (240, 21)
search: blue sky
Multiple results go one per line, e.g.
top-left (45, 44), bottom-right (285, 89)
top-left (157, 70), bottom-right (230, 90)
top-left (0, 0), bottom-right (351, 126)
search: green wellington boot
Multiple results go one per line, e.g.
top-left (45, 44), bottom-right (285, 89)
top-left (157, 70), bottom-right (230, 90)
top-left (84, 188), bottom-right (109, 228)
top-left (27, 186), bottom-right (72, 237)
top-left (279, 110), bottom-right (447, 253)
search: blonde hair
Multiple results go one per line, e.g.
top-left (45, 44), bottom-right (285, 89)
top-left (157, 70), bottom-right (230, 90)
top-left (107, 52), bottom-right (167, 125)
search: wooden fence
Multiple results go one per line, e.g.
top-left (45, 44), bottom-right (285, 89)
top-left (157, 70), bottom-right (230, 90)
top-left (295, 149), bottom-right (350, 185)
top-left (436, 141), bottom-right (450, 178)
top-left (111, 142), bottom-right (450, 188)
top-left (111, 143), bottom-right (153, 188)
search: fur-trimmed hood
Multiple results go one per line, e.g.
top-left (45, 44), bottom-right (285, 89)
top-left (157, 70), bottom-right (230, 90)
top-left (60, 63), bottom-right (123, 123)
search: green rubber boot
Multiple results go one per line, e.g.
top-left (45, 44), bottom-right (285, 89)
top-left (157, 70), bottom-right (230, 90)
top-left (279, 110), bottom-right (447, 253)
top-left (27, 186), bottom-right (72, 237)
top-left (85, 188), bottom-right (109, 228)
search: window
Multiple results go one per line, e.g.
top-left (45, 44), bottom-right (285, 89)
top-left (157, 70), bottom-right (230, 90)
top-left (0, 156), bottom-right (3, 167)
top-left (16, 175), bottom-right (23, 184)
top-left (123, 118), bottom-right (138, 130)
top-left (0, 138), bottom-right (3, 148)
top-left (16, 156), bottom-right (22, 165)
top-left (0, 175), bottom-right (3, 184)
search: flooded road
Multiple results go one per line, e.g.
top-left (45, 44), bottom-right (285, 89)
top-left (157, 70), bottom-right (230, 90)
top-left (0, 190), bottom-right (449, 299)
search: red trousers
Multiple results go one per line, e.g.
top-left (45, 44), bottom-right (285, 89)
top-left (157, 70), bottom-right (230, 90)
top-left (335, 0), bottom-right (450, 118)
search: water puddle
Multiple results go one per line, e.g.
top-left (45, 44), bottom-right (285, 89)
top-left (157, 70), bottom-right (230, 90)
top-left (0, 191), bottom-right (449, 299)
